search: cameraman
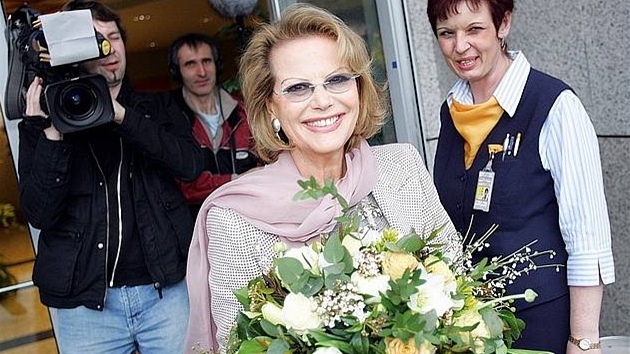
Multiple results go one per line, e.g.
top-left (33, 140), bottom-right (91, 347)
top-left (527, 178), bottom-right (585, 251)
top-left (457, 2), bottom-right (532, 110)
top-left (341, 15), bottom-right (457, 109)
top-left (17, 0), bottom-right (204, 353)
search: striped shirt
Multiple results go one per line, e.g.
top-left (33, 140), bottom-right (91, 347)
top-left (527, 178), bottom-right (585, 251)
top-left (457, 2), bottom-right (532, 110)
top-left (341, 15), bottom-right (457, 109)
top-left (446, 51), bottom-right (615, 286)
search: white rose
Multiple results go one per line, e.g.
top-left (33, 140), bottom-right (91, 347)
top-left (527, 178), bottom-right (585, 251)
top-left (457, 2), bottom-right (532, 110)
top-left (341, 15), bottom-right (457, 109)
top-left (281, 293), bottom-right (322, 334)
top-left (342, 235), bottom-right (363, 257)
top-left (421, 258), bottom-right (461, 311)
top-left (351, 272), bottom-right (391, 304)
top-left (261, 302), bottom-right (284, 326)
top-left (408, 273), bottom-right (456, 317)
top-left (284, 245), bottom-right (320, 274)
top-left (313, 347), bottom-right (343, 354)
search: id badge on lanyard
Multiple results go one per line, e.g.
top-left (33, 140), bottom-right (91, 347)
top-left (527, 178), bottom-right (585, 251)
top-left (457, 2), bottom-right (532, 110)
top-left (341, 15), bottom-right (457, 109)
top-left (473, 144), bottom-right (503, 212)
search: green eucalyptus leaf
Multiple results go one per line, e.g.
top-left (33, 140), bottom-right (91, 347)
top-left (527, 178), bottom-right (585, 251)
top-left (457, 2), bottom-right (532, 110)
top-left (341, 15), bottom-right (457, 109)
top-left (396, 233), bottom-right (424, 253)
top-left (342, 248), bottom-right (354, 273)
top-left (480, 307), bottom-right (504, 337)
top-left (276, 257), bottom-right (305, 285)
top-left (324, 273), bottom-right (350, 289)
top-left (323, 262), bottom-right (346, 276)
top-left (384, 241), bottom-right (402, 252)
top-left (233, 286), bottom-right (250, 308)
top-left (260, 319), bottom-right (284, 338)
top-left (300, 276), bottom-right (324, 297)
top-left (267, 339), bottom-right (290, 354)
top-left (323, 234), bottom-right (344, 263)
top-left (289, 273), bottom-right (310, 294)
top-left (421, 310), bottom-right (437, 331)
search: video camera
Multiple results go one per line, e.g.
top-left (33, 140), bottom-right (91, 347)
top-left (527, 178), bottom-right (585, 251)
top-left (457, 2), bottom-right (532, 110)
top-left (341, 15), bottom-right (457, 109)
top-left (4, 4), bottom-right (114, 133)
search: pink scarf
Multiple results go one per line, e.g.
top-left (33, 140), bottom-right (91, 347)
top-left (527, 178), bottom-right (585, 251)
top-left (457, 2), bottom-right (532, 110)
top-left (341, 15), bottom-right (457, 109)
top-left (185, 139), bottom-right (377, 352)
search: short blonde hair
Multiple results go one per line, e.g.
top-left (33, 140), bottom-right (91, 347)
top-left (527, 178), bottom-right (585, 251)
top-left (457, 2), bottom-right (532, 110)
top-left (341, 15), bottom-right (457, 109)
top-left (239, 3), bottom-right (389, 163)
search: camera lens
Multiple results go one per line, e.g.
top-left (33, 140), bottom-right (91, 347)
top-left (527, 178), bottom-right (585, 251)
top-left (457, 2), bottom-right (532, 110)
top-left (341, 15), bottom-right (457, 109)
top-left (45, 74), bottom-right (113, 133)
top-left (60, 83), bottom-right (97, 120)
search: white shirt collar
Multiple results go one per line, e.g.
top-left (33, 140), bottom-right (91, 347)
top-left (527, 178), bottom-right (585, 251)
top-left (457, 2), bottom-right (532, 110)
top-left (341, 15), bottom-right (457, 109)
top-left (447, 51), bottom-right (531, 117)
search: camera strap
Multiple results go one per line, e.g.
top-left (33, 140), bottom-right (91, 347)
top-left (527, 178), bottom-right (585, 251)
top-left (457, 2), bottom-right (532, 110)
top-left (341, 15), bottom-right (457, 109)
top-left (4, 5), bottom-right (41, 120)
top-left (5, 17), bottom-right (26, 120)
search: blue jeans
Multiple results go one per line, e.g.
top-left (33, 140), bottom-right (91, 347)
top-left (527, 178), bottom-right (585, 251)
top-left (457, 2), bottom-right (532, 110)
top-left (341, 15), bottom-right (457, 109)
top-left (49, 280), bottom-right (189, 354)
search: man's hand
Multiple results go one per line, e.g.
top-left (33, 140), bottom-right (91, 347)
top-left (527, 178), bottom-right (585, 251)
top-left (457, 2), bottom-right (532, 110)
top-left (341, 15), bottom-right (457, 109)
top-left (25, 76), bottom-right (47, 117)
top-left (112, 99), bottom-right (126, 124)
top-left (26, 77), bottom-right (62, 141)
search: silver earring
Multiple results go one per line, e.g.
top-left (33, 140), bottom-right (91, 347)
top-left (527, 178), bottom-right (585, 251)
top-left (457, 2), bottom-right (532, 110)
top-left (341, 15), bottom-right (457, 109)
top-left (272, 118), bottom-right (282, 141)
top-left (500, 37), bottom-right (507, 51)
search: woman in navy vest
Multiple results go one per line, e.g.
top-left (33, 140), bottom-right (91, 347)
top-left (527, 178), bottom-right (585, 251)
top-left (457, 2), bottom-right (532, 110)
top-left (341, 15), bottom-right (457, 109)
top-left (426, 1), bottom-right (615, 353)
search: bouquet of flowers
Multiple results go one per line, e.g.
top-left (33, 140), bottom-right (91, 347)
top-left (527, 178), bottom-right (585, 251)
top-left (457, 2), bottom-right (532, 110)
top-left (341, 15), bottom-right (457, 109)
top-left (226, 178), bottom-right (557, 354)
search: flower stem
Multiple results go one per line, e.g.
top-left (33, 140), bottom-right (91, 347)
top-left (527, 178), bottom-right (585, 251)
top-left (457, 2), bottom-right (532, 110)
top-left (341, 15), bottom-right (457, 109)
top-left (475, 289), bottom-right (538, 310)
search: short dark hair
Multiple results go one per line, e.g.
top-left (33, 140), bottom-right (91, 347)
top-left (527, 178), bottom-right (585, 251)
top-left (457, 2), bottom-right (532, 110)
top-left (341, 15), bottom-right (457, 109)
top-left (426, 0), bottom-right (514, 36)
top-left (61, 0), bottom-right (127, 42)
top-left (168, 33), bottom-right (222, 83)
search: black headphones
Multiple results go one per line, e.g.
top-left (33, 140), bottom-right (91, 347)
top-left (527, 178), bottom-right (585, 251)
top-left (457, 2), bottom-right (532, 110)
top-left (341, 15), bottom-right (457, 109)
top-left (168, 33), bottom-right (223, 84)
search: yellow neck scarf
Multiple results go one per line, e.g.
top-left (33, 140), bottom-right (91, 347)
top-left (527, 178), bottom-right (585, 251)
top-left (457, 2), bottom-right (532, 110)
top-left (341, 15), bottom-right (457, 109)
top-left (450, 97), bottom-right (504, 169)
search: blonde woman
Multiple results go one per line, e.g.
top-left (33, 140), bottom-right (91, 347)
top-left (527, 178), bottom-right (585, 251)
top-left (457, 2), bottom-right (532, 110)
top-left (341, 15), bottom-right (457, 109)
top-left (186, 4), bottom-right (460, 352)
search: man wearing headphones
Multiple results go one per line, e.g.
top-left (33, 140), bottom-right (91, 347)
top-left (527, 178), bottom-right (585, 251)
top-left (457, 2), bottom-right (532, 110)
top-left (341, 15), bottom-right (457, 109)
top-left (168, 33), bottom-right (259, 216)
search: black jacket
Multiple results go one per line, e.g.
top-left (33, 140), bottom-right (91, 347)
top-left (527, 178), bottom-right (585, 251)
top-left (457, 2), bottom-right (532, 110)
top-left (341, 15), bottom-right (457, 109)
top-left (18, 78), bottom-right (204, 310)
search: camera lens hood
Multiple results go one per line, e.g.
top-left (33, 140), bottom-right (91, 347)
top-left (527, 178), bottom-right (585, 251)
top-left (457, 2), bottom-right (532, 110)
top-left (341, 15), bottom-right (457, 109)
top-left (44, 74), bottom-right (114, 133)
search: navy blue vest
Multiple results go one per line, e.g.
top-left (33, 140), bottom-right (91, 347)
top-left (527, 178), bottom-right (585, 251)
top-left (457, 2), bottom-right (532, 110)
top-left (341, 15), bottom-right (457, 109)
top-left (434, 69), bottom-right (569, 310)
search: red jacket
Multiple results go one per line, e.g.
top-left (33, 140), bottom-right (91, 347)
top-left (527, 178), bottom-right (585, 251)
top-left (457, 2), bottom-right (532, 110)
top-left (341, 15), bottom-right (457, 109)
top-left (172, 88), bottom-right (260, 207)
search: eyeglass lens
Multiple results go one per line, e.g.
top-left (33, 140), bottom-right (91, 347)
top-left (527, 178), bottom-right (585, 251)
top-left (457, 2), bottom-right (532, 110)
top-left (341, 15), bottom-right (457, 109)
top-left (280, 74), bottom-right (359, 102)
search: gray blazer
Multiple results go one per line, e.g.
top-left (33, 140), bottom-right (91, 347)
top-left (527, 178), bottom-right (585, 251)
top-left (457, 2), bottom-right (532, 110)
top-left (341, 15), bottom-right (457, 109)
top-left (371, 143), bottom-right (460, 258)
top-left (206, 143), bottom-right (461, 351)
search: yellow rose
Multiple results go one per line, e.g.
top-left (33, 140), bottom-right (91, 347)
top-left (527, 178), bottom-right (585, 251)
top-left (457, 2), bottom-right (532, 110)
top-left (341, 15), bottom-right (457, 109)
top-left (385, 337), bottom-right (435, 354)
top-left (385, 338), bottom-right (417, 354)
top-left (452, 310), bottom-right (491, 354)
top-left (423, 255), bottom-right (456, 283)
top-left (382, 252), bottom-right (419, 281)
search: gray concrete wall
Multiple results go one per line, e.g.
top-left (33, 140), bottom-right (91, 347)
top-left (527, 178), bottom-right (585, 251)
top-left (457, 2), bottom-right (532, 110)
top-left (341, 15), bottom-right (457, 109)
top-left (407, 0), bottom-right (630, 337)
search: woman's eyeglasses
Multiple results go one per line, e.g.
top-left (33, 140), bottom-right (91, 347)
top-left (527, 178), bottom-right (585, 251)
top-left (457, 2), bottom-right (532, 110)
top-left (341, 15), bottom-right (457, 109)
top-left (275, 73), bottom-right (360, 103)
